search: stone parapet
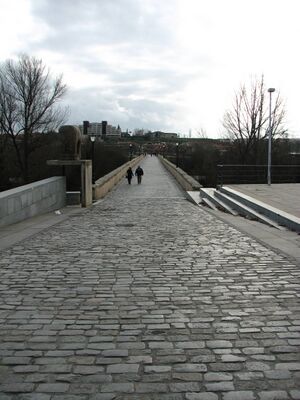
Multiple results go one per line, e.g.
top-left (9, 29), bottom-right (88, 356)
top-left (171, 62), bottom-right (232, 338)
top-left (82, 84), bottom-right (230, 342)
top-left (0, 176), bottom-right (66, 227)
top-left (93, 155), bottom-right (144, 200)
top-left (158, 156), bottom-right (201, 191)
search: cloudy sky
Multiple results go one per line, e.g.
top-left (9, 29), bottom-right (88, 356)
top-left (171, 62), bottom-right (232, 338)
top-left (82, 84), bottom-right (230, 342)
top-left (0, 0), bottom-right (299, 138)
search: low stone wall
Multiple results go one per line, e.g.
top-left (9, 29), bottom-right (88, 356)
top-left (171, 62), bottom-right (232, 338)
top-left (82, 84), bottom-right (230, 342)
top-left (0, 177), bottom-right (66, 228)
top-left (159, 156), bottom-right (201, 191)
top-left (93, 155), bottom-right (145, 200)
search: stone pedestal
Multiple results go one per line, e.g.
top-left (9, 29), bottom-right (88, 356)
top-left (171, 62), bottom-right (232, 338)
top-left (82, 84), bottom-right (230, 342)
top-left (47, 160), bottom-right (92, 207)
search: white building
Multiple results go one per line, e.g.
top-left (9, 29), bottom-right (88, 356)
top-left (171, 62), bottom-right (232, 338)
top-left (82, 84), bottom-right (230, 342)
top-left (78, 122), bottom-right (121, 138)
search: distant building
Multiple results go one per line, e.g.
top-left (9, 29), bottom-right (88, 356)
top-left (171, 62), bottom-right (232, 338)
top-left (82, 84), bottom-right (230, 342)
top-left (78, 122), bottom-right (121, 138)
top-left (148, 131), bottom-right (178, 139)
top-left (106, 124), bottom-right (122, 138)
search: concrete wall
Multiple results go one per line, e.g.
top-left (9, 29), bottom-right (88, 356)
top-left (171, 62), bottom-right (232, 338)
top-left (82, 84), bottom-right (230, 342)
top-left (93, 156), bottom-right (144, 200)
top-left (0, 177), bottom-right (66, 228)
top-left (158, 156), bottom-right (201, 191)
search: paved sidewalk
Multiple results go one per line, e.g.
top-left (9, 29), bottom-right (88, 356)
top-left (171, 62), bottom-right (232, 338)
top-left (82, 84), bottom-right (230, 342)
top-left (0, 156), bottom-right (299, 399)
top-left (227, 183), bottom-right (300, 218)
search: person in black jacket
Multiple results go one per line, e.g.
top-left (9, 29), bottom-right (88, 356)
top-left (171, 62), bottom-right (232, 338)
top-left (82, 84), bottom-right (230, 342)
top-left (135, 166), bottom-right (144, 184)
top-left (126, 167), bottom-right (134, 184)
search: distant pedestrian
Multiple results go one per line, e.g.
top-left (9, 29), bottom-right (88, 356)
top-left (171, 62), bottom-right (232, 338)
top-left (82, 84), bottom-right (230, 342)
top-left (126, 167), bottom-right (133, 184)
top-left (135, 165), bottom-right (144, 184)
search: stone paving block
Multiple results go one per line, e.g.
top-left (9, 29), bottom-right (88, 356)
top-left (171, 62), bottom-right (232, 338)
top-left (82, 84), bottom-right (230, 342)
top-left (100, 383), bottom-right (134, 393)
top-left (40, 365), bottom-right (72, 373)
top-left (135, 383), bottom-right (169, 392)
top-left (68, 383), bottom-right (98, 394)
top-left (36, 383), bottom-right (69, 393)
top-left (169, 382), bottom-right (200, 392)
top-left (0, 395), bottom-right (13, 400)
top-left (258, 391), bottom-right (289, 399)
top-left (106, 363), bottom-right (140, 373)
top-left (2, 357), bottom-right (31, 365)
top-left (173, 363), bottom-right (207, 372)
top-left (264, 370), bottom-right (291, 379)
top-left (210, 363), bottom-right (244, 372)
top-left (205, 381), bottom-right (235, 391)
top-left (73, 366), bottom-right (105, 374)
top-left (204, 372), bottom-right (233, 381)
top-left (186, 394), bottom-right (218, 400)
top-left (148, 341), bottom-right (174, 349)
top-left (172, 372), bottom-right (203, 381)
top-left (246, 362), bottom-right (271, 371)
top-left (89, 395), bottom-right (117, 400)
top-left (156, 355), bottom-right (187, 363)
top-left (206, 341), bottom-right (233, 348)
top-left (24, 373), bottom-right (49, 383)
top-left (222, 392), bottom-right (255, 400)
top-left (145, 365), bottom-right (171, 373)
top-left (96, 357), bottom-right (123, 364)
top-left (276, 362), bottom-right (300, 370)
top-left (235, 371), bottom-right (264, 380)
top-left (101, 350), bottom-right (128, 357)
top-left (51, 396), bottom-right (89, 400)
top-left (290, 390), bottom-right (300, 400)
top-left (13, 366), bottom-right (40, 373)
top-left (17, 395), bottom-right (51, 400)
top-left (0, 383), bottom-right (35, 392)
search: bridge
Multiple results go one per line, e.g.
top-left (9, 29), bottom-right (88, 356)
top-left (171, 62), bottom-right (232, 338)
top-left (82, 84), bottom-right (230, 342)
top-left (0, 155), bottom-right (299, 399)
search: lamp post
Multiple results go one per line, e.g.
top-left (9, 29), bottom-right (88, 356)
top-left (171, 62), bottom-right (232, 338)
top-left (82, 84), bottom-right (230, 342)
top-left (176, 142), bottom-right (179, 168)
top-left (267, 88), bottom-right (275, 186)
top-left (90, 135), bottom-right (96, 184)
top-left (129, 144), bottom-right (133, 161)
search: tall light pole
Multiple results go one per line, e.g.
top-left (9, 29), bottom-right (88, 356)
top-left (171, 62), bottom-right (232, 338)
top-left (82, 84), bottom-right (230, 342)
top-left (267, 88), bottom-right (275, 186)
top-left (176, 142), bottom-right (179, 168)
top-left (90, 135), bottom-right (96, 184)
top-left (129, 144), bottom-right (133, 161)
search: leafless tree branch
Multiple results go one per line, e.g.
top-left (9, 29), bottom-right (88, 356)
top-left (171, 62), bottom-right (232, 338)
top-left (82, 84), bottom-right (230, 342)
top-left (222, 75), bottom-right (287, 163)
top-left (0, 54), bottom-right (68, 182)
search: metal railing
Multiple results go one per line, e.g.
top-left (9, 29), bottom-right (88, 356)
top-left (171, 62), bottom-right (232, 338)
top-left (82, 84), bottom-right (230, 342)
top-left (217, 164), bottom-right (300, 186)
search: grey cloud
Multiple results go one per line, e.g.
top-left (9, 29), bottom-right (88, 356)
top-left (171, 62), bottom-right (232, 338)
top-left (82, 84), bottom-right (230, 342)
top-left (64, 86), bottom-right (180, 132)
top-left (30, 0), bottom-right (175, 53)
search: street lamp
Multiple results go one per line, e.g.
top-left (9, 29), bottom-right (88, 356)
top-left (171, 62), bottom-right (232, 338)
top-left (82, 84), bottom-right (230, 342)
top-left (90, 135), bottom-right (96, 184)
top-left (129, 144), bottom-right (133, 161)
top-left (267, 88), bottom-right (275, 186)
top-left (176, 142), bottom-right (179, 168)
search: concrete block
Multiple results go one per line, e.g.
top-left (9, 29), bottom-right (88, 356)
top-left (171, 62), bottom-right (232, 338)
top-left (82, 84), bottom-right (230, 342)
top-left (0, 176), bottom-right (66, 228)
top-left (67, 191), bottom-right (81, 205)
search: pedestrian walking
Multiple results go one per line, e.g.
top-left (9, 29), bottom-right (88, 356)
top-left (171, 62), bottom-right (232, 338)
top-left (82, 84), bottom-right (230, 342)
top-left (126, 167), bottom-right (134, 184)
top-left (135, 165), bottom-right (144, 184)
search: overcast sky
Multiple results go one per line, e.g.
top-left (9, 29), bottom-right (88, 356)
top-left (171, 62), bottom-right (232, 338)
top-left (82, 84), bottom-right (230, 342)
top-left (0, 0), bottom-right (299, 138)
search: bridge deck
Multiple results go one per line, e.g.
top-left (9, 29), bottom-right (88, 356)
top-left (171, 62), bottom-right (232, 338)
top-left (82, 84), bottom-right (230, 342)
top-left (0, 156), bottom-right (299, 399)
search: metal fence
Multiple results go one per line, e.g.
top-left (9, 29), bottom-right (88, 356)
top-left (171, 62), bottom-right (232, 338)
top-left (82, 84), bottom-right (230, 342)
top-left (217, 164), bottom-right (300, 186)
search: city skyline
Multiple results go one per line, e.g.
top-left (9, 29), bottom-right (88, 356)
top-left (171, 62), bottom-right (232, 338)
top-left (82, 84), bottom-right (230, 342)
top-left (1, 0), bottom-right (299, 138)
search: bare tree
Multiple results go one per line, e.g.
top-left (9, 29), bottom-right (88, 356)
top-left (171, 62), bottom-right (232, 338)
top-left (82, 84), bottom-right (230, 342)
top-left (197, 127), bottom-right (208, 139)
top-left (0, 54), bottom-right (68, 183)
top-left (223, 76), bottom-right (287, 163)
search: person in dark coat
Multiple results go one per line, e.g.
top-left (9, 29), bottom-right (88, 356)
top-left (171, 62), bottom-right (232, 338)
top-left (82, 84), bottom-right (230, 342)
top-left (126, 167), bottom-right (134, 184)
top-left (135, 165), bottom-right (144, 184)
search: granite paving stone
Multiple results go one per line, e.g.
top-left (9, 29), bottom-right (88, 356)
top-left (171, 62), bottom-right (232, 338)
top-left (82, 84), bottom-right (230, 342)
top-left (0, 156), bottom-right (299, 398)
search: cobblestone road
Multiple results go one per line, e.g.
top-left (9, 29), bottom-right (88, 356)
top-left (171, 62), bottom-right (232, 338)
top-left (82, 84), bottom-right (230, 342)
top-left (0, 156), bottom-right (300, 400)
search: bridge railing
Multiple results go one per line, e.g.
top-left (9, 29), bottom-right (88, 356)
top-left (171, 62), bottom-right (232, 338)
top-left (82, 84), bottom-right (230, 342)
top-left (159, 156), bottom-right (201, 191)
top-left (0, 176), bottom-right (66, 228)
top-left (93, 155), bottom-right (144, 200)
top-left (217, 164), bottom-right (300, 186)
